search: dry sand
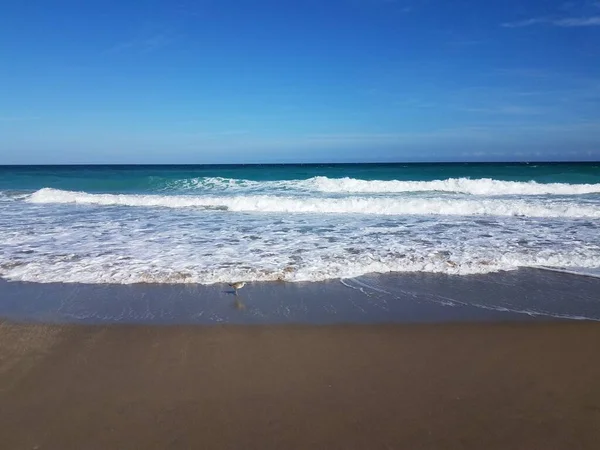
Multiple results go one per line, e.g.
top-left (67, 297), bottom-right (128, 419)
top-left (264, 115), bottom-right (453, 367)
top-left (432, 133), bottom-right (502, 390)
top-left (1, 321), bottom-right (599, 449)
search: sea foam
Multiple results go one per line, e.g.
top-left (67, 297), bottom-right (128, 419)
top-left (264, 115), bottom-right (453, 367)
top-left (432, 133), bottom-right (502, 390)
top-left (27, 188), bottom-right (600, 218)
top-left (165, 176), bottom-right (600, 196)
top-left (4, 168), bottom-right (600, 286)
top-left (309, 176), bottom-right (600, 195)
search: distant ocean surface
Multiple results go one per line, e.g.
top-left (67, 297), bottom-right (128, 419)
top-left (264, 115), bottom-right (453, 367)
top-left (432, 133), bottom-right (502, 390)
top-left (1, 163), bottom-right (600, 285)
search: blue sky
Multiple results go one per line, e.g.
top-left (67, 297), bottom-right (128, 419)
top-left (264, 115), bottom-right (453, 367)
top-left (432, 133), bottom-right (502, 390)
top-left (1, 0), bottom-right (599, 163)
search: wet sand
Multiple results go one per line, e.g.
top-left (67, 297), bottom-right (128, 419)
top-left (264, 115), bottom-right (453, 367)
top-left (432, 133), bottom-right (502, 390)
top-left (1, 321), bottom-right (599, 449)
top-left (2, 268), bottom-right (600, 324)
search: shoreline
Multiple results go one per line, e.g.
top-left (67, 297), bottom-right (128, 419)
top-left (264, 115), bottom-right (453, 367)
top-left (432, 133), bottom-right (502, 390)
top-left (2, 320), bottom-right (599, 449)
top-left (1, 268), bottom-right (599, 325)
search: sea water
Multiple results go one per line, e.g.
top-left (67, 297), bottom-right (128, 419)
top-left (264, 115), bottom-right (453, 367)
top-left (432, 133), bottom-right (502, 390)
top-left (1, 163), bottom-right (600, 285)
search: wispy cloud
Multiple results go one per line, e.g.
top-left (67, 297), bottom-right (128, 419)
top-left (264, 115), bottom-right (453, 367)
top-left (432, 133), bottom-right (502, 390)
top-left (447, 39), bottom-right (489, 47)
top-left (304, 121), bottom-right (600, 144)
top-left (351, 0), bottom-right (412, 11)
top-left (555, 16), bottom-right (600, 25)
top-left (458, 105), bottom-right (545, 116)
top-left (502, 18), bottom-right (548, 28)
top-left (0, 116), bottom-right (40, 122)
top-left (105, 32), bottom-right (178, 55)
top-left (503, 15), bottom-right (600, 27)
top-left (493, 68), bottom-right (555, 78)
top-left (175, 129), bottom-right (251, 140)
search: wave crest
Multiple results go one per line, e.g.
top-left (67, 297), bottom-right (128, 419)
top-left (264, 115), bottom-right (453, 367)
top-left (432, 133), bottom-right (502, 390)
top-left (27, 188), bottom-right (600, 218)
top-left (163, 176), bottom-right (600, 196)
top-left (310, 176), bottom-right (600, 195)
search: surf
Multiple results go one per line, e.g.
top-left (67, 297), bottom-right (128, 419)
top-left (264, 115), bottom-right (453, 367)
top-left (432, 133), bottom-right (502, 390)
top-left (161, 176), bottom-right (600, 196)
top-left (27, 188), bottom-right (600, 218)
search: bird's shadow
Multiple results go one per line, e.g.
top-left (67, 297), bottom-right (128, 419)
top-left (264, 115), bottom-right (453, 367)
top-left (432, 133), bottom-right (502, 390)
top-left (222, 289), bottom-right (238, 296)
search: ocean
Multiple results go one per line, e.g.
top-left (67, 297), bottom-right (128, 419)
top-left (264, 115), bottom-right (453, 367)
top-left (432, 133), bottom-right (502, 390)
top-left (1, 162), bottom-right (600, 286)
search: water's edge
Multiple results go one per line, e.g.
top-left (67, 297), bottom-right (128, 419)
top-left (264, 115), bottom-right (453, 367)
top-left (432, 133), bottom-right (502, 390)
top-left (2, 268), bottom-right (599, 325)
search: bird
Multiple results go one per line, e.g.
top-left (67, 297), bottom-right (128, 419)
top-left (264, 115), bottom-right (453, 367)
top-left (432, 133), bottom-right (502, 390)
top-left (229, 281), bottom-right (246, 296)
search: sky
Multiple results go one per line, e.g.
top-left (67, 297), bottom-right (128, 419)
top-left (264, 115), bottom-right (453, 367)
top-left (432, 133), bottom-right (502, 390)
top-left (0, 0), bottom-right (599, 164)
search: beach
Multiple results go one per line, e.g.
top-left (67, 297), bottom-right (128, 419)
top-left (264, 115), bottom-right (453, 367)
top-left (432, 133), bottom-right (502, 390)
top-left (2, 164), bottom-right (600, 448)
top-left (3, 0), bottom-right (600, 442)
top-left (2, 320), bottom-right (600, 449)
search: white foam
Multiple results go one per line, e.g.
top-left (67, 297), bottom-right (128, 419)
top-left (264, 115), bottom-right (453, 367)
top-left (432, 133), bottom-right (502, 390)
top-left (4, 176), bottom-right (600, 286)
top-left (3, 200), bottom-right (600, 285)
top-left (26, 188), bottom-right (600, 218)
top-left (3, 244), bottom-right (600, 285)
top-left (165, 176), bottom-right (600, 196)
top-left (309, 176), bottom-right (600, 195)
top-left (165, 177), bottom-right (274, 192)
top-left (0, 191), bottom-right (29, 202)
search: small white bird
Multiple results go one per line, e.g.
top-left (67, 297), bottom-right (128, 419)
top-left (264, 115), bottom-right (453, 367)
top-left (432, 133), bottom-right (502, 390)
top-left (229, 281), bottom-right (246, 296)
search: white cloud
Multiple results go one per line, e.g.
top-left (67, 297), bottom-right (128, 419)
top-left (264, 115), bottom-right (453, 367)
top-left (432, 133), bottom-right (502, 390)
top-left (458, 105), bottom-right (545, 116)
top-left (502, 18), bottom-right (548, 28)
top-left (105, 33), bottom-right (177, 55)
top-left (503, 15), bottom-right (600, 27)
top-left (555, 16), bottom-right (600, 25)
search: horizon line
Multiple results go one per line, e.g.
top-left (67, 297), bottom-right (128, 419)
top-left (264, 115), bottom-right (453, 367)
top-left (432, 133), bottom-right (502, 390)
top-left (1, 160), bottom-right (599, 167)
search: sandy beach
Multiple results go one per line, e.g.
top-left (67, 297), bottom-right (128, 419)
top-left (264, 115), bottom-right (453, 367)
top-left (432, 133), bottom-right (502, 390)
top-left (1, 321), bottom-right (599, 449)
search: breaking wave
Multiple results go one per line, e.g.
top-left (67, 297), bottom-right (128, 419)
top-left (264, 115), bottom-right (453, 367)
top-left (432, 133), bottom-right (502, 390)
top-left (164, 176), bottom-right (600, 196)
top-left (27, 188), bottom-right (600, 218)
top-left (309, 176), bottom-right (600, 196)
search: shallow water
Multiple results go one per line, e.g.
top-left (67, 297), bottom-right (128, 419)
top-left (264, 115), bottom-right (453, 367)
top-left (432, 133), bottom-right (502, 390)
top-left (1, 269), bottom-right (599, 324)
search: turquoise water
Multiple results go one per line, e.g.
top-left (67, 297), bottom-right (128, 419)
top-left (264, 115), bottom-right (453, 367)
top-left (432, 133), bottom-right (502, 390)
top-left (2, 163), bottom-right (600, 194)
top-left (1, 162), bottom-right (600, 284)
